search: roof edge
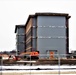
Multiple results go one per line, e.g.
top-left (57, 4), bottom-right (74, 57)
top-left (25, 12), bottom-right (71, 27)
top-left (15, 25), bottom-right (25, 33)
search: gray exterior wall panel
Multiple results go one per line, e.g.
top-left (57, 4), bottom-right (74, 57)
top-left (37, 16), bottom-right (66, 55)
top-left (38, 27), bottom-right (66, 36)
top-left (37, 16), bottom-right (66, 26)
top-left (37, 38), bottom-right (66, 54)
top-left (16, 27), bottom-right (25, 53)
top-left (18, 28), bottom-right (25, 34)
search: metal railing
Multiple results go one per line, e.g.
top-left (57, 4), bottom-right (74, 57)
top-left (0, 54), bottom-right (76, 75)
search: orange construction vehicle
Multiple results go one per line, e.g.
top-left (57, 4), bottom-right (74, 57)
top-left (19, 51), bottom-right (39, 60)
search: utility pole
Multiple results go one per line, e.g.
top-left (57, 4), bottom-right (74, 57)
top-left (0, 56), bottom-right (2, 75)
top-left (58, 53), bottom-right (60, 75)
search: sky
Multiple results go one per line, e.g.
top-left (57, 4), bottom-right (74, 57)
top-left (0, 0), bottom-right (76, 52)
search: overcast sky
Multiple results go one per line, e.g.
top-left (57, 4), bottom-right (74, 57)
top-left (0, 0), bottom-right (76, 52)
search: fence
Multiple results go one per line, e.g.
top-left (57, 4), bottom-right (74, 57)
top-left (0, 54), bottom-right (76, 75)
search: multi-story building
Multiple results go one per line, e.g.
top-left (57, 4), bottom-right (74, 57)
top-left (15, 13), bottom-right (70, 58)
top-left (15, 25), bottom-right (25, 54)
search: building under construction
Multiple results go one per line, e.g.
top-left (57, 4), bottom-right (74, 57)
top-left (15, 13), bottom-right (70, 59)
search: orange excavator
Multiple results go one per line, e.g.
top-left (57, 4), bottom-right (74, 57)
top-left (15, 51), bottom-right (39, 60)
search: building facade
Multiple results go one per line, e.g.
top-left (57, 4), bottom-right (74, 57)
top-left (15, 13), bottom-right (70, 57)
top-left (15, 25), bottom-right (25, 54)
